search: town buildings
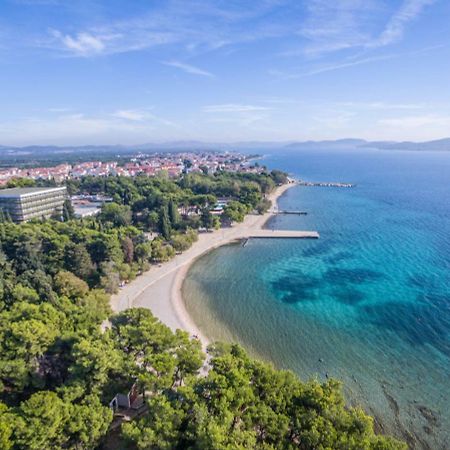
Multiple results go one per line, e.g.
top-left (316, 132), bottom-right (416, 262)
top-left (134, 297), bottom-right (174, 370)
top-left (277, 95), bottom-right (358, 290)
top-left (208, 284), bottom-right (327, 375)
top-left (0, 152), bottom-right (263, 187)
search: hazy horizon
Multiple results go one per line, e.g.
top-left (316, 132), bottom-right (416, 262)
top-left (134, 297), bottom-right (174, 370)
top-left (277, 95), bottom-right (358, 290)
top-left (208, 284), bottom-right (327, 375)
top-left (1, 136), bottom-right (450, 150)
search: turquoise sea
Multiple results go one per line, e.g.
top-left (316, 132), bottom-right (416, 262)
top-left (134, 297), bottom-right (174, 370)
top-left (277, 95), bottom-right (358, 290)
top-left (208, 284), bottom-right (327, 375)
top-left (182, 149), bottom-right (450, 449)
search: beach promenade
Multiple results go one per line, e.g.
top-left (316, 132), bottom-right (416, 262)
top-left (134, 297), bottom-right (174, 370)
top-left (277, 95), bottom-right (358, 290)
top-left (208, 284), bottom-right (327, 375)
top-left (110, 182), bottom-right (316, 344)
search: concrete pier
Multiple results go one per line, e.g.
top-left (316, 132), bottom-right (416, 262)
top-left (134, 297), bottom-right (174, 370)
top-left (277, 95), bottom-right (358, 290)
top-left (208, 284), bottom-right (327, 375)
top-left (247, 230), bottom-right (319, 239)
top-left (275, 210), bottom-right (308, 215)
top-left (298, 181), bottom-right (354, 188)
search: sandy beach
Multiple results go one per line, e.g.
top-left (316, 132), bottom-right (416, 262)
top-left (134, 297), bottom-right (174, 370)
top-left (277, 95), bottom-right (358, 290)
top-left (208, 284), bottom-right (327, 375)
top-left (110, 182), bottom-right (297, 346)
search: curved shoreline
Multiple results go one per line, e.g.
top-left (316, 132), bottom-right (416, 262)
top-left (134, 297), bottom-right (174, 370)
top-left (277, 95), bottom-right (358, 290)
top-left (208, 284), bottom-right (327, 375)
top-left (110, 182), bottom-right (297, 346)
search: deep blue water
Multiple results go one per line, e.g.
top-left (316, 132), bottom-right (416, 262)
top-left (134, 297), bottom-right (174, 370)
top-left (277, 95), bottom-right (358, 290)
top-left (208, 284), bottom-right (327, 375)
top-left (183, 149), bottom-right (450, 449)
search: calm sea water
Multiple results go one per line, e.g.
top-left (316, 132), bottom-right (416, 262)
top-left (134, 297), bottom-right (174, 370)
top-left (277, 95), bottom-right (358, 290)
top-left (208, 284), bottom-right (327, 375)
top-left (183, 149), bottom-right (450, 449)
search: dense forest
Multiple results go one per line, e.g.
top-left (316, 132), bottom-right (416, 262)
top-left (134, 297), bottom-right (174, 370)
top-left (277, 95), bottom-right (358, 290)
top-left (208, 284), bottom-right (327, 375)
top-left (2, 171), bottom-right (285, 291)
top-left (0, 171), bottom-right (405, 449)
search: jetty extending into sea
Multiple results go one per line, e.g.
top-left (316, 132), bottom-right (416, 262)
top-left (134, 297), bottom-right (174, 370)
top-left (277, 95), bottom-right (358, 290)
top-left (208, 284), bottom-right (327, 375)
top-left (274, 210), bottom-right (308, 215)
top-left (298, 180), bottom-right (355, 188)
top-left (247, 230), bottom-right (319, 239)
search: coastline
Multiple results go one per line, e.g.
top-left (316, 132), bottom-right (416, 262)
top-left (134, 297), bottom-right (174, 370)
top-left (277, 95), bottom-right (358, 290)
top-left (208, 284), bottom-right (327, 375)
top-left (106, 154), bottom-right (450, 450)
top-left (110, 182), bottom-right (297, 347)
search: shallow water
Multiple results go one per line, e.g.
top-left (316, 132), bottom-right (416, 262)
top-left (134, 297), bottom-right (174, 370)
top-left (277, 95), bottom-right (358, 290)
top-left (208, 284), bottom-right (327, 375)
top-left (183, 149), bottom-right (450, 449)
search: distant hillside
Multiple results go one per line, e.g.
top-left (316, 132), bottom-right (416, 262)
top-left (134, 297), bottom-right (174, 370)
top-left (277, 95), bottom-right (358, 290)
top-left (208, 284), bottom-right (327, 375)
top-left (283, 139), bottom-right (368, 150)
top-left (363, 138), bottom-right (450, 152)
top-left (282, 138), bottom-right (450, 151)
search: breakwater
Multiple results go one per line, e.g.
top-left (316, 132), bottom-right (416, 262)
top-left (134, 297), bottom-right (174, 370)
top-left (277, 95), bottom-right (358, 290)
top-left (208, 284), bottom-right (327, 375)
top-left (274, 210), bottom-right (308, 215)
top-left (247, 230), bottom-right (319, 239)
top-left (298, 180), bottom-right (355, 188)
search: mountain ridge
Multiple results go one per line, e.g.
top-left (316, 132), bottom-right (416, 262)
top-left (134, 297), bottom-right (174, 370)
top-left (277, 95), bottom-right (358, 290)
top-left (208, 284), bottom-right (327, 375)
top-left (0, 138), bottom-right (449, 156)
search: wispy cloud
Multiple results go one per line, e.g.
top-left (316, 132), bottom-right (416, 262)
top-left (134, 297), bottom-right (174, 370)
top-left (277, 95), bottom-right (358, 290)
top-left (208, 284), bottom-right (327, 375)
top-left (40, 1), bottom-right (294, 58)
top-left (112, 109), bottom-right (149, 121)
top-left (111, 109), bottom-right (177, 127)
top-left (305, 53), bottom-right (396, 75)
top-left (300, 0), bottom-right (376, 55)
top-left (372, 0), bottom-right (436, 47)
top-left (376, 113), bottom-right (450, 140)
top-left (5, 0), bottom-right (440, 63)
top-left (379, 114), bottom-right (450, 128)
top-left (335, 101), bottom-right (424, 110)
top-left (51, 31), bottom-right (106, 56)
top-left (48, 107), bottom-right (71, 113)
top-left (30, 0), bottom-right (437, 62)
top-left (271, 43), bottom-right (444, 78)
top-left (311, 110), bottom-right (356, 129)
top-left (269, 53), bottom-right (395, 79)
top-left (163, 61), bottom-right (213, 77)
top-left (203, 103), bottom-right (272, 127)
top-left (300, 0), bottom-right (436, 56)
top-left (204, 104), bottom-right (270, 113)
top-left (0, 110), bottom-right (181, 145)
top-left (48, 27), bottom-right (173, 57)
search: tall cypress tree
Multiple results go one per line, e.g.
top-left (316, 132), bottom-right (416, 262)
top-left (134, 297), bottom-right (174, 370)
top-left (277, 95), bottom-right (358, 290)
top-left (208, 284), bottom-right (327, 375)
top-left (168, 199), bottom-right (180, 228)
top-left (62, 199), bottom-right (75, 222)
top-left (200, 207), bottom-right (213, 230)
top-left (159, 205), bottom-right (172, 240)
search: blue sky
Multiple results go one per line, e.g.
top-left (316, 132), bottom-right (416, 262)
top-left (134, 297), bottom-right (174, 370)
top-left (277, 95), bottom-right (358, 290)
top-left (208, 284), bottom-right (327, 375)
top-left (0, 0), bottom-right (449, 145)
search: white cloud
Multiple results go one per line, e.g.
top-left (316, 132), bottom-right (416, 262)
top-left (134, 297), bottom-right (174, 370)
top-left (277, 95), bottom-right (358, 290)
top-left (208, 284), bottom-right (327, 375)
top-left (163, 61), bottom-right (213, 77)
top-left (47, 25), bottom-right (175, 57)
top-left (5, 0), bottom-right (440, 62)
top-left (39, 1), bottom-right (293, 58)
top-left (204, 104), bottom-right (270, 113)
top-left (112, 109), bottom-right (148, 121)
top-left (51, 30), bottom-right (106, 56)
